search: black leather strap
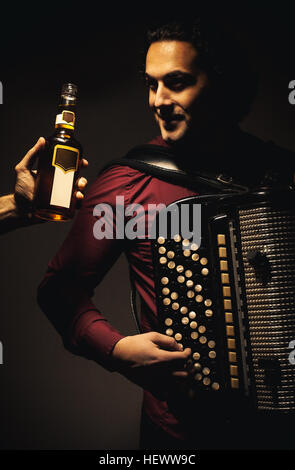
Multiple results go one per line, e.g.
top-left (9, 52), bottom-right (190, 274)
top-left (98, 144), bottom-right (249, 194)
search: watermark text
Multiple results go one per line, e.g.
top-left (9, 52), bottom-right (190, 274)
top-left (92, 196), bottom-right (201, 248)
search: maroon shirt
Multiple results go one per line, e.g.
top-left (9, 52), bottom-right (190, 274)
top-left (38, 135), bottom-right (201, 440)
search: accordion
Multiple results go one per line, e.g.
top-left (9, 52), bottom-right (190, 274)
top-left (151, 186), bottom-right (295, 414)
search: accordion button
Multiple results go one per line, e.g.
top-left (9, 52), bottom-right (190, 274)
top-left (227, 338), bottom-right (236, 350)
top-left (204, 299), bottom-right (212, 307)
top-left (199, 336), bottom-right (207, 344)
top-left (212, 382), bottom-right (220, 391)
top-left (230, 365), bottom-right (238, 376)
top-left (205, 309), bottom-right (213, 317)
top-left (228, 352), bottom-right (237, 363)
top-left (166, 328), bottom-right (174, 336)
top-left (163, 298), bottom-right (171, 306)
top-left (221, 273), bottom-right (230, 284)
top-left (203, 377), bottom-right (211, 386)
top-left (194, 363), bottom-right (201, 371)
top-left (190, 321), bottom-right (198, 329)
top-left (209, 350), bottom-right (216, 359)
top-left (226, 325), bottom-right (235, 336)
top-left (173, 234), bottom-right (182, 242)
top-left (159, 257), bottom-right (167, 264)
top-left (225, 312), bottom-right (233, 323)
top-left (192, 253), bottom-right (199, 261)
top-left (175, 333), bottom-right (182, 341)
top-left (208, 340), bottom-right (216, 348)
top-left (191, 332), bottom-right (199, 340)
top-left (200, 257), bottom-right (208, 265)
top-left (219, 247), bottom-right (227, 258)
top-left (223, 286), bottom-right (231, 297)
top-left (177, 276), bottom-right (185, 283)
top-left (186, 280), bottom-right (194, 288)
top-left (176, 265), bottom-right (184, 273)
top-left (220, 261), bottom-right (228, 271)
top-left (191, 243), bottom-right (199, 251)
top-left (195, 284), bottom-right (202, 292)
top-left (187, 290), bottom-right (195, 298)
top-left (189, 311), bottom-right (196, 319)
top-left (168, 261), bottom-right (176, 269)
top-left (172, 302), bottom-right (180, 310)
top-left (203, 367), bottom-right (210, 375)
top-left (158, 246), bottom-right (166, 254)
top-left (171, 292), bottom-right (178, 300)
top-left (157, 236), bottom-right (165, 244)
top-left (165, 318), bottom-right (173, 326)
top-left (224, 299), bottom-right (232, 310)
top-left (193, 352), bottom-right (200, 360)
top-left (182, 239), bottom-right (190, 247)
top-left (162, 287), bottom-right (170, 295)
top-left (231, 378), bottom-right (239, 389)
top-left (195, 373), bottom-right (202, 381)
top-left (201, 268), bottom-right (209, 276)
top-left (180, 306), bottom-right (188, 314)
top-left (217, 234), bottom-right (226, 245)
top-left (185, 270), bottom-right (193, 278)
top-left (161, 277), bottom-right (169, 285)
top-left (198, 325), bottom-right (206, 333)
top-left (183, 249), bottom-right (191, 257)
top-left (181, 317), bottom-right (189, 325)
top-left (167, 251), bottom-right (175, 259)
top-left (195, 295), bottom-right (203, 303)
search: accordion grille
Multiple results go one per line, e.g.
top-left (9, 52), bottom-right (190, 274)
top-left (239, 206), bottom-right (295, 411)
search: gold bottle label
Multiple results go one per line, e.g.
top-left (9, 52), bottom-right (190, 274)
top-left (50, 144), bottom-right (79, 209)
top-left (55, 110), bottom-right (75, 129)
top-left (52, 144), bottom-right (79, 173)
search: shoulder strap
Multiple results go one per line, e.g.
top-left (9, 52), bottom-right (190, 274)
top-left (98, 144), bottom-right (249, 194)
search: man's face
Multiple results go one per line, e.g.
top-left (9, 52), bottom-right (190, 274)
top-left (145, 40), bottom-right (211, 144)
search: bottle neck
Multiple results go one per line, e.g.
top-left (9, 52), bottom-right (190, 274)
top-left (55, 94), bottom-right (76, 131)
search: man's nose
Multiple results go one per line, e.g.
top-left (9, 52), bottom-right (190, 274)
top-left (154, 83), bottom-right (172, 108)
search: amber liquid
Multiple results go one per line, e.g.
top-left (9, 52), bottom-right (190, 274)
top-left (33, 128), bottom-right (82, 221)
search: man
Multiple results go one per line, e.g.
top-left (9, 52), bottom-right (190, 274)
top-left (37, 18), bottom-right (294, 449)
top-left (0, 137), bottom-right (88, 234)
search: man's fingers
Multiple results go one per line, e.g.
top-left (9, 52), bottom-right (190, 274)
top-left (172, 370), bottom-right (189, 378)
top-left (80, 158), bottom-right (88, 168)
top-left (16, 137), bottom-right (45, 170)
top-left (153, 332), bottom-right (184, 351)
top-left (77, 177), bottom-right (87, 189)
top-left (75, 191), bottom-right (84, 200)
top-left (157, 347), bottom-right (192, 363)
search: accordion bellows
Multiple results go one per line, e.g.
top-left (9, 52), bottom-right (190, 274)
top-left (151, 188), bottom-right (295, 413)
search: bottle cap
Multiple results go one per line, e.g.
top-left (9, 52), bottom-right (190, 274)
top-left (61, 83), bottom-right (78, 97)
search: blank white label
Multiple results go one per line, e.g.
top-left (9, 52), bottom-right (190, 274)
top-left (50, 166), bottom-right (74, 208)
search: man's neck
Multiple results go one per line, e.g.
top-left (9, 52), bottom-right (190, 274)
top-left (173, 124), bottom-right (240, 153)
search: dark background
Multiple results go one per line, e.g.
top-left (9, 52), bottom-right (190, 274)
top-left (0, 5), bottom-right (295, 449)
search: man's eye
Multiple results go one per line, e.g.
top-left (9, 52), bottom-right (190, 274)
top-left (166, 80), bottom-right (186, 91)
top-left (146, 80), bottom-right (157, 91)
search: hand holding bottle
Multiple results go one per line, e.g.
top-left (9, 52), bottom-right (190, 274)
top-left (14, 137), bottom-right (88, 216)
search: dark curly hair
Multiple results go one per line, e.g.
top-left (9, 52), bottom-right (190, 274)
top-left (142, 17), bottom-right (257, 123)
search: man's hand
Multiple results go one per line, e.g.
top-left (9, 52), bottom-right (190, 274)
top-left (111, 332), bottom-right (192, 399)
top-left (14, 137), bottom-right (88, 208)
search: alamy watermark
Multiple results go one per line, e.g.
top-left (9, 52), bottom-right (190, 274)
top-left (288, 340), bottom-right (295, 365)
top-left (288, 80), bottom-right (295, 104)
top-left (0, 341), bottom-right (3, 365)
top-left (92, 196), bottom-right (201, 248)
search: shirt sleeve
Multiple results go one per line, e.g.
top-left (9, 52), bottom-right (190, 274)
top-left (37, 164), bottom-right (136, 372)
